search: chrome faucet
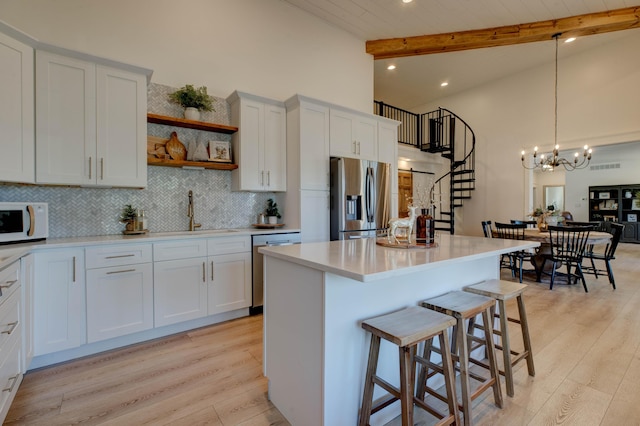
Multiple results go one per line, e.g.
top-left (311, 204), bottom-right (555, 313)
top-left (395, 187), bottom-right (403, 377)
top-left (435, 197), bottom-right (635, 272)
top-left (187, 190), bottom-right (201, 231)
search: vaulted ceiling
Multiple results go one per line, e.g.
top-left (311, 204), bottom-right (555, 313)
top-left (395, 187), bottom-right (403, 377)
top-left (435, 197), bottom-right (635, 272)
top-left (283, 0), bottom-right (640, 109)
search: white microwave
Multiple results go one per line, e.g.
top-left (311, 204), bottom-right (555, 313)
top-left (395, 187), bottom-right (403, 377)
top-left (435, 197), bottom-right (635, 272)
top-left (0, 202), bottom-right (48, 244)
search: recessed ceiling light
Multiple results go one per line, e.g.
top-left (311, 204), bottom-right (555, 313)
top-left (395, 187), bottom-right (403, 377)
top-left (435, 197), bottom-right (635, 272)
top-left (387, 64), bottom-right (396, 70)
top-left (565, 37), bottom-right (576, 43)
top-left (402, 0), bottom-right (413, 3)
top-left (440, 82), bottom-right (449, 87)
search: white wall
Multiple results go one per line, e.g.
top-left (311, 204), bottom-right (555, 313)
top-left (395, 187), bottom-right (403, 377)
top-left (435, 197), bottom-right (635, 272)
top-left (0, 0), bottom-right (373, 112)
top-left (414, 31), bottom-right (640, 236)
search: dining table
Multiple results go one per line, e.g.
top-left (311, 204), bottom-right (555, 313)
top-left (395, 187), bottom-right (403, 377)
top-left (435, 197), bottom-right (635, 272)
top-left (494, 228), bottom-right (613, 282)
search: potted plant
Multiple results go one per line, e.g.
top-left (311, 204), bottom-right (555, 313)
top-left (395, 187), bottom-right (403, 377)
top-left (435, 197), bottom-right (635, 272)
top-left (168, 84), bottom-right (214, 121)
top-left (119, 204), bottom-right (137, 231)
top-left (265, 198), bottom-right (281, 224)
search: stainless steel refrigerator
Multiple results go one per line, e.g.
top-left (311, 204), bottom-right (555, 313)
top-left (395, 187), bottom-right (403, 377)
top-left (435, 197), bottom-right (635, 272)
top-left (330, 157), bottom-right (391, 240)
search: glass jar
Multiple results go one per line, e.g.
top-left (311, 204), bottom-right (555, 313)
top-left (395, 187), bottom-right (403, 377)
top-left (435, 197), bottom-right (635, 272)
top-left (136, 209), bottom-right (148, 231)
top-left (416, 207), bottom-right (435, 245)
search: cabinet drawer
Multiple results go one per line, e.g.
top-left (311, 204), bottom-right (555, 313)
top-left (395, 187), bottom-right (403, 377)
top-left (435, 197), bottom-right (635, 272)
top-left (207, 236), bottom-right (251, 256)
top-left (153, 239), bottom-right (208, 262)
top-left (0, 334), bottom-right (22, 421)
top-left (0, 290), bottom-right (20, 359)
top-left (86, 244), bottom-right (152, 269)
top-left (0, 261), bottom-right (20, 304)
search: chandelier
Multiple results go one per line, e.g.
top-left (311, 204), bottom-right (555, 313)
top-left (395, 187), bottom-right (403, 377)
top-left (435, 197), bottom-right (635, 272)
top-left (521, 34), bottom-right (593, 172)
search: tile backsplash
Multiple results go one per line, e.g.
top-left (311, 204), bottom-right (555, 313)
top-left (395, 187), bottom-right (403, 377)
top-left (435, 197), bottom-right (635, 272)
top-left (0, 83), bottom-right (280, 238)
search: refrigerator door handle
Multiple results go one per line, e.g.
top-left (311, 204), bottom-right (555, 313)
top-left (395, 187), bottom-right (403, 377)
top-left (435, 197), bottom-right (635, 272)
top-left (366, 166), bottom-right (375, 223)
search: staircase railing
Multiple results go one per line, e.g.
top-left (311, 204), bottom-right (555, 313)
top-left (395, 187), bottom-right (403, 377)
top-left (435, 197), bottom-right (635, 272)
top-left (374, 101), bottom-right (420, 147)
top-left (374, 102), bottom-right (476, 234)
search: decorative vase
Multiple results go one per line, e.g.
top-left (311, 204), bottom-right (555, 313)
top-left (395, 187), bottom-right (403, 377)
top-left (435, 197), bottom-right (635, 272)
top-left (165, 131), bottom-right (187, 160)
top-left (184, 107), bottom-right (200, 121)
top-left (268, 216), bottom-right (278, 225)
top-left (545, 216), bottom-right (558, 226)
top-left (415, 207), bottom-right (435, 244)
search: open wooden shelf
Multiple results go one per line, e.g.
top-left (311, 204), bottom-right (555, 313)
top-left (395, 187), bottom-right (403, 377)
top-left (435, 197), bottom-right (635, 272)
top-left (147, 157), bottom-right (238, 170)
top-left (147, 113), bottom-right (238, 134)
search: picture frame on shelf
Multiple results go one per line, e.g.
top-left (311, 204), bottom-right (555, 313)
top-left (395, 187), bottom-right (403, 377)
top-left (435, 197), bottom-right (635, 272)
top-left (603, 215), bottom-right (617, 222)
top-left (598, 192), bottom-right (610, 199)
top-left (633, 198), bottom-right (640, 210)
top-left (208, 140), bottom-right (232, 163)
top-left (628, 213), bottom-right (637, 223)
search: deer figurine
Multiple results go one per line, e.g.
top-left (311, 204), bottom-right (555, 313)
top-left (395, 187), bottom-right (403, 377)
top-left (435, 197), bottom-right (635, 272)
top-left (387, 205), bottom-right (419, 244)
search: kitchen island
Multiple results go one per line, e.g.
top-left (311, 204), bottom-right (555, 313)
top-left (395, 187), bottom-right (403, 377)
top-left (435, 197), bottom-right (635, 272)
top-left (260, 234), bottom-right (539, 426)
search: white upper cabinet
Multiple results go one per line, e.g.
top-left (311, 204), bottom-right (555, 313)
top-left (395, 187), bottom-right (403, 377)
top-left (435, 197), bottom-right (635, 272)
top-left (35, 50), bottom-right (148, 187)
top-left (0, 31), bottom-right (34, 183)
top-left (95, 65), bottom-right (147, 187)
top-left (227, 91), bottom-right (286, 192)
top-left (329, 109), bottom-right (377, 161)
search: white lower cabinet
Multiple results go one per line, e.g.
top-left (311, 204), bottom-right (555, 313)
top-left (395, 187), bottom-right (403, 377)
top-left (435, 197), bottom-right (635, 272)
top-left (85, 244), bottom-right (153, 343)
top-left (33, 248), bottom-right (85, 356)
top-left (153, 257), bottom-right (208, 327)
top-left (153, 236), bottom-right (252, 325)
top-left (208, 252), bottom-right (251, 315)
top-left (0, 261), bottom-right (22, 423)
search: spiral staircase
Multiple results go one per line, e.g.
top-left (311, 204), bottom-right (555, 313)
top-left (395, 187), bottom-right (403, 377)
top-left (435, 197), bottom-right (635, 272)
top-left (375, 102), bottom-right (476, 234)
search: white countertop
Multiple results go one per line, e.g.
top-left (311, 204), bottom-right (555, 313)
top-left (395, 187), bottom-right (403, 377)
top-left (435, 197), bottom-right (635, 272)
top-left (0, 227), bottom-right (300, 270)
top-left (259, 234), bottom-right (539, 282)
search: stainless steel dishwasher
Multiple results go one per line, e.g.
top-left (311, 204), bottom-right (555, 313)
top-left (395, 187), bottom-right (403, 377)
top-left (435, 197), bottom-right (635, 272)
top-left (251, 232), bottom-right (301, 315)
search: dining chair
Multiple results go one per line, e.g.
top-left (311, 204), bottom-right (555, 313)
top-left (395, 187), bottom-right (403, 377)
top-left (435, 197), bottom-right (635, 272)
top-left (495, 222), bottom-right (532, 283)
top-left (510, 220), bottom-right (537, 229)
top-left (565, 220), bottom-right (604, 231)
top-left (560, 211), bottom-right (574, 221)
top-left (581, 222), bottom-right (624, 289)
top-left (481, 220), bottom-right (494, 238)
top-left (542, 225), bottom-right (592, 292)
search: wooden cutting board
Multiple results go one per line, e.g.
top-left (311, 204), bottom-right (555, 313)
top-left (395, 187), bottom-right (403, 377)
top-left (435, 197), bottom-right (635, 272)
top-left (147, 135), bottom-right (168, 158)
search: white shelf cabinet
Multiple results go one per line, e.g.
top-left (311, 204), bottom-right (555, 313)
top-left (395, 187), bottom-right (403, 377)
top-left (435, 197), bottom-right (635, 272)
top-left (329, 109), bottom-right (377, 161)
top-left (33, 248), bottom-right (86, 356)
top-left (228, 91), bottom-right (286, 192)
top-left (35, 50), bottom-right (147, 187)
top-left (85, 244), bottom-right (153, 343)
top-left (0, 30), bottom-right (34, 184)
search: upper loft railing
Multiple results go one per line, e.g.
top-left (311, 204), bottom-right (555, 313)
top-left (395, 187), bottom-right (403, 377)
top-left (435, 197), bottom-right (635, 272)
top-left (374, 101), bottom-right (419, 147)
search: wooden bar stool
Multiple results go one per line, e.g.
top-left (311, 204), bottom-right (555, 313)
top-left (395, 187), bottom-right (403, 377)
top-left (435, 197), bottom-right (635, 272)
top-left (420, 291), bottom-right (503, 426)
top-left (463, 279), bottom-right (535, 397)
top-left (359, 306), bottom-right (460, 426)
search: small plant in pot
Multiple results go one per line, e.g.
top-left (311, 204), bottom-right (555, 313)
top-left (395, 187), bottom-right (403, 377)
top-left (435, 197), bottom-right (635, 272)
top-left (265, 198), bottom-right (281, 225)
top-left (168, 84), bottom-right (214, 121)
top-left (119, 204), bottom-right (137, 231)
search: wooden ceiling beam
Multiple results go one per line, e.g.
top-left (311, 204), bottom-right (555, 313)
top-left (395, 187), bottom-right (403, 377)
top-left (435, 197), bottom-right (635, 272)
top-left (366, 6), bottom-right (640, 59)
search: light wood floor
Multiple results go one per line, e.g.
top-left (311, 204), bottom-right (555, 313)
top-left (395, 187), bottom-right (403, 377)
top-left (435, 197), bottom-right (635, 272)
top-left (6, 243), bottom-right (640, 425)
